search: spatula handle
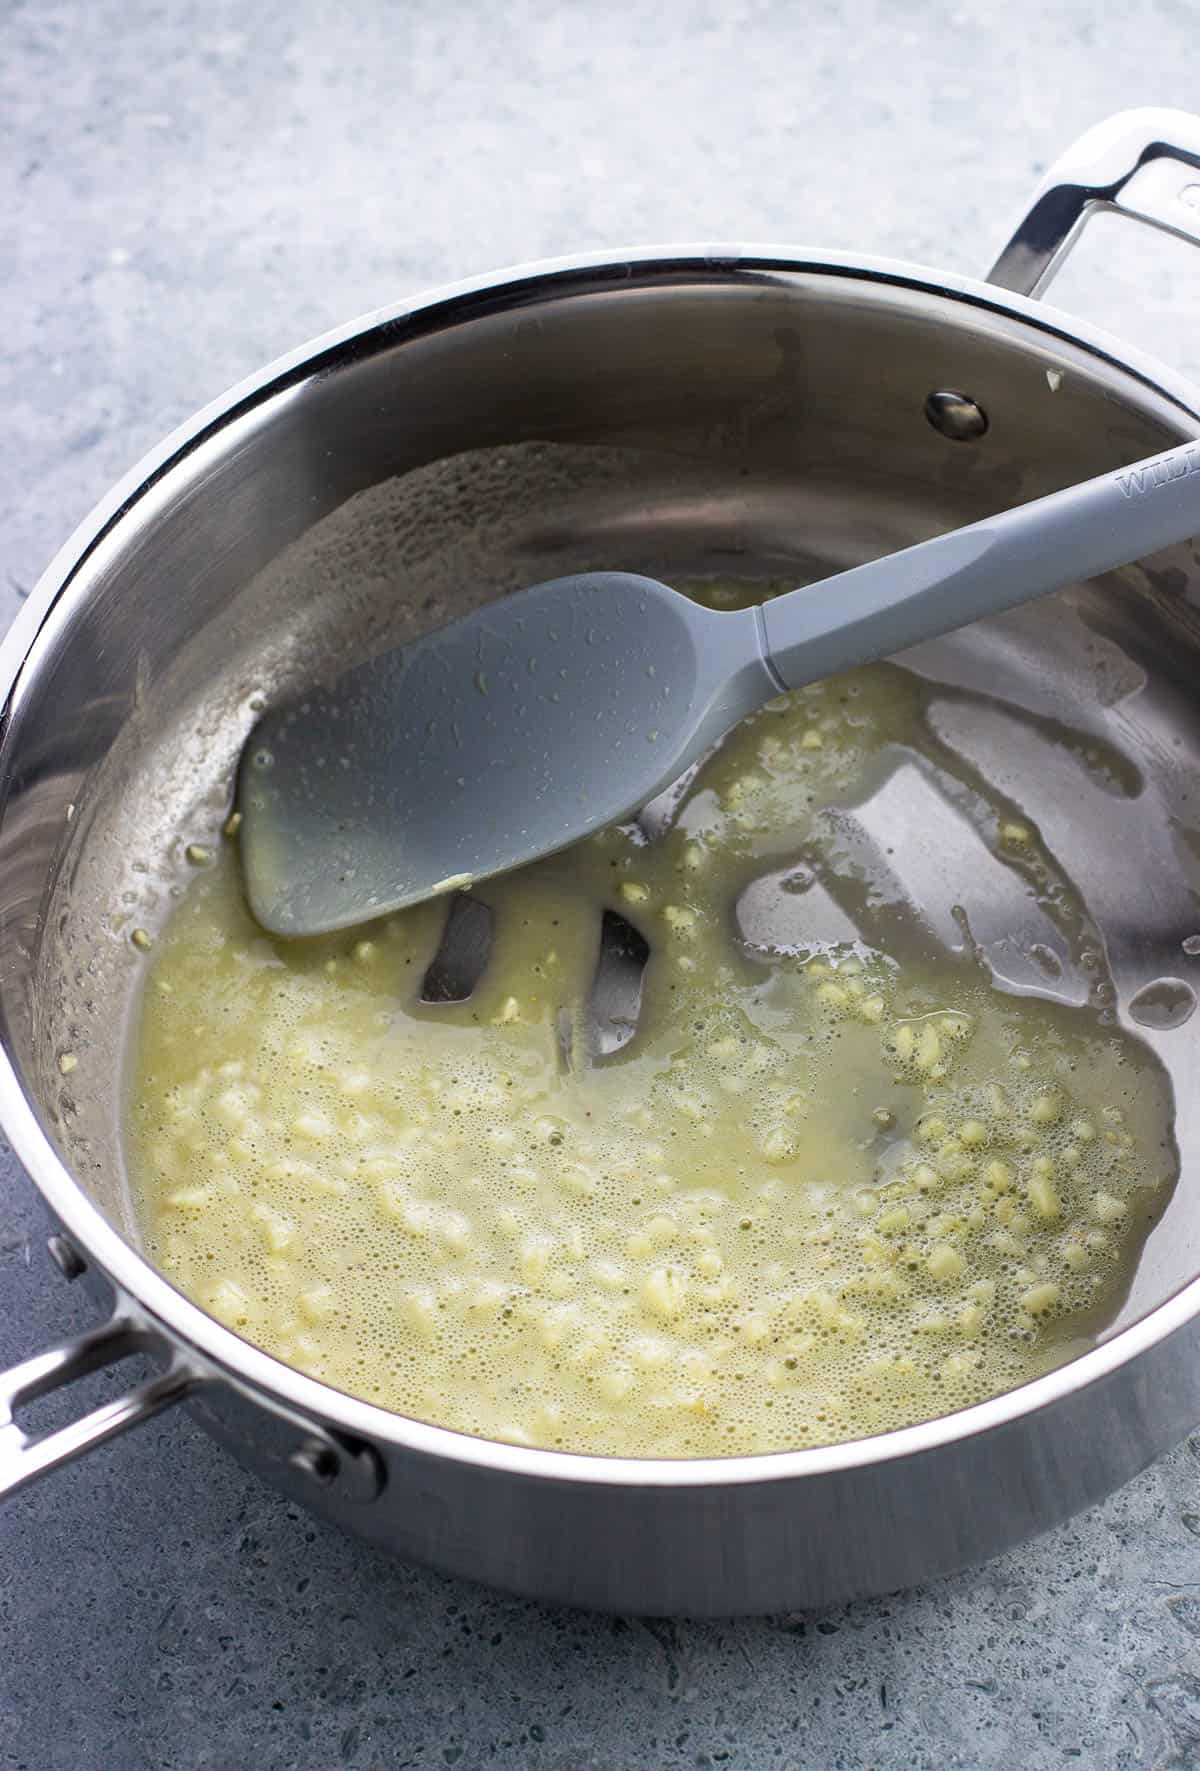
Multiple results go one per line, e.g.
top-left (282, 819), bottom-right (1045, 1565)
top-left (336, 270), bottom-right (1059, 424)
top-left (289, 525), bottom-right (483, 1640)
top-left (760, 439), bottom-right (1200, 690)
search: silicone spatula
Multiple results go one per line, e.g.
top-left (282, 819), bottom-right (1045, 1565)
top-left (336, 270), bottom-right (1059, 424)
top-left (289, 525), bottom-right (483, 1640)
top-left (239, 438), bottom-right (1200, 935)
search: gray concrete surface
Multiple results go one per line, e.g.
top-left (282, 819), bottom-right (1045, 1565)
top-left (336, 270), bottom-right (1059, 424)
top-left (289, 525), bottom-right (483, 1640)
top-left (5, 1), bottom-right (1200, 1766)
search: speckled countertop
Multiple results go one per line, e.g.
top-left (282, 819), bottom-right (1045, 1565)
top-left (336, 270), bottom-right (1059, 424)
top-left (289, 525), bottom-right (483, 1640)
top-left (5, 3), bottom-right (1200, 1767)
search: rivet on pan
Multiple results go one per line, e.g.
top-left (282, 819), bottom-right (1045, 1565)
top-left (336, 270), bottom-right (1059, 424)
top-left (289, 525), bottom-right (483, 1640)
top-left (47, 1234), bottom-right (86, 1281)
top-left (290, 1439), bottom-right (340, 1486)
top-left (924, 389), bottom-right (989, 441)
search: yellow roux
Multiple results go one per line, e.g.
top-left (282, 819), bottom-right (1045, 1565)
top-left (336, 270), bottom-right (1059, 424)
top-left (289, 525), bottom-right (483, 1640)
top-left (127, 592), bottom-right (1174, 1458)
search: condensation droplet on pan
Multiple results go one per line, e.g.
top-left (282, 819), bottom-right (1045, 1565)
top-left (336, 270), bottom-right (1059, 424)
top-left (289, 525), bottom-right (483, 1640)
top-left (1128, 977), bottom-right (1197, 1031)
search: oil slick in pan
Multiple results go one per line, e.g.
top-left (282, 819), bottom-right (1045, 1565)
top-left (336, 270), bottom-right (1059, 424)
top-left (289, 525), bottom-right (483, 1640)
top-left (125, 580), bottom-right (1177, 1460)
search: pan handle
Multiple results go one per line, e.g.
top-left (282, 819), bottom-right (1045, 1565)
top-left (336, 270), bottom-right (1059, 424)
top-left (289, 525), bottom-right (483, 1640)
top-left (0, 1306), bottom-right (197, 1499)
top-left (1, 1239), bottom-right (385, 1504)
top-left (988, 107), bottom-right (1200, 299)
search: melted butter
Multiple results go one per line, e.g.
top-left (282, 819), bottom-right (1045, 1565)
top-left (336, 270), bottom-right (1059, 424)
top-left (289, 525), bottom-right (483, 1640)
top-left (126, 585), bottom-right (1176, 1458)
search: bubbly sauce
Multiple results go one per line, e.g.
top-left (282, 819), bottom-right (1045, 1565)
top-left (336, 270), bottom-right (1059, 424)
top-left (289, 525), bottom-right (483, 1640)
top-left (127, 588), bottom-right (1175, 1458)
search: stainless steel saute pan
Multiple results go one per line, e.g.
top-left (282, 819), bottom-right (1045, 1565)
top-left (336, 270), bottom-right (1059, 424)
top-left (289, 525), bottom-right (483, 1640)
top-left (4, 109), bottom-right (1200, 1616)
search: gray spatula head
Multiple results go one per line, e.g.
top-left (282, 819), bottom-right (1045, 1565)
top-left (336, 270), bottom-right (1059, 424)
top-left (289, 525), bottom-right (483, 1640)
top-left (239, 572), bottom-right (775, 935)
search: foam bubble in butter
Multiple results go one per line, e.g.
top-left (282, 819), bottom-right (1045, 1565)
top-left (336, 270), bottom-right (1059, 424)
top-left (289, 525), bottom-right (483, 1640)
top-left (126, 617), bottom-right (1175, 1458)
